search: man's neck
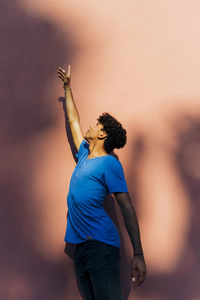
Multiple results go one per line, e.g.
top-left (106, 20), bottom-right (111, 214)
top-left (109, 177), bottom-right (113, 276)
top-left (88, 141), bottom-right (108, 158)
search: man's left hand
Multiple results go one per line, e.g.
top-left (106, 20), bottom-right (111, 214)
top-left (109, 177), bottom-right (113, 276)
top-left (131, 255), bottom-right (146, 286)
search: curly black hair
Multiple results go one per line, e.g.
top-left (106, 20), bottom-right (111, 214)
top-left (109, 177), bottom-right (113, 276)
top-left (97, 112), bottom-right (127, 154)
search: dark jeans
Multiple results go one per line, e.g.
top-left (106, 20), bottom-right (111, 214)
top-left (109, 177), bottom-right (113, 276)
top-left (74, 240), bottom-right (122, 300)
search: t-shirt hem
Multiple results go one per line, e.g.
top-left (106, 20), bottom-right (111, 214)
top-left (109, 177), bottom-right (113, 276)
top-left (65, 237), bottom-right (120, 248)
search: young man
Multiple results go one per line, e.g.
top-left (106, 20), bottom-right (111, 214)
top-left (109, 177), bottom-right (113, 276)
top-left (57, 65), bottom-right (146, 300)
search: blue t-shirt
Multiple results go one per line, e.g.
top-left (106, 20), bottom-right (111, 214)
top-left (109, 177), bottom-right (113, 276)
top-left (64, 139), bottom-right (128, 248)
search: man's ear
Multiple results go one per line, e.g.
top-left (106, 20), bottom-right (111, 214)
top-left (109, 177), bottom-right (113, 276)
top-left (97, 133), bottom-right (107, 140)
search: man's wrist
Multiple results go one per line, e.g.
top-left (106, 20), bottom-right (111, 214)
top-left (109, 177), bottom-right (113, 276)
top-left (134, 249), bottom-right (144, 256)
top-left (64, 84), bottom-right (71, 88)
top-left (64, 85), bottom-right (72, 94)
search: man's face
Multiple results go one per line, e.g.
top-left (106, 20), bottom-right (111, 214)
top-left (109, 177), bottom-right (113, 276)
top-left (85, 121), bottom-right (106, 140)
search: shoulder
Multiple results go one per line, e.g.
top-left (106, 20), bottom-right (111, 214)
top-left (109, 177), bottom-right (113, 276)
top-left (78, 139), bottom-right (89, 151)
top-left (76, 139), bottom-right (89, 160)
top-left (104, 155), bottom-right (124, 170)
top-left (106, 155), bottom-right (122, 164)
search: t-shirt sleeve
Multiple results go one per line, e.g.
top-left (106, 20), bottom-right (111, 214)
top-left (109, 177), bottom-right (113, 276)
top-left (75, 139), bottom-right (89, 161)
top-left (104, 158), bottom-right (128, 194)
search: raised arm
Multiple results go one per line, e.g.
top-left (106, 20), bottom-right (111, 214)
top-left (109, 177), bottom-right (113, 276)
top-left (57, 65), bottom-right (84, 152)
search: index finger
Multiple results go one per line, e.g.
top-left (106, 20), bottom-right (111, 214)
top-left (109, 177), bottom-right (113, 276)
top-left (67, 65), bottom-right (71, 78)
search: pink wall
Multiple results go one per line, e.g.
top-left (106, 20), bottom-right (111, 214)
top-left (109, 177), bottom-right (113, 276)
top-left (1, 1), bottom-right (200, 299)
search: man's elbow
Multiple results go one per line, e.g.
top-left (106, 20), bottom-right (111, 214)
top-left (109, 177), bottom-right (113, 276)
top-left (114, 192), bottom-right (132, 209)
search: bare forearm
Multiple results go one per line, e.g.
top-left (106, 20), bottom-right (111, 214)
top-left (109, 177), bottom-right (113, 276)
top-left (120, 200), bottom-right (144, 254)
top-left (115, 192), bottom-right (146, 285)
top-left (64, 87), bottom-right (80, 123)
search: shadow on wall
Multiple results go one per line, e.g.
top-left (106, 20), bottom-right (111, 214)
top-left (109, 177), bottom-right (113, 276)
top-left (0, 1), bottom-right (79, 299)
top-left (128, 113), bottom-right (200, 300)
